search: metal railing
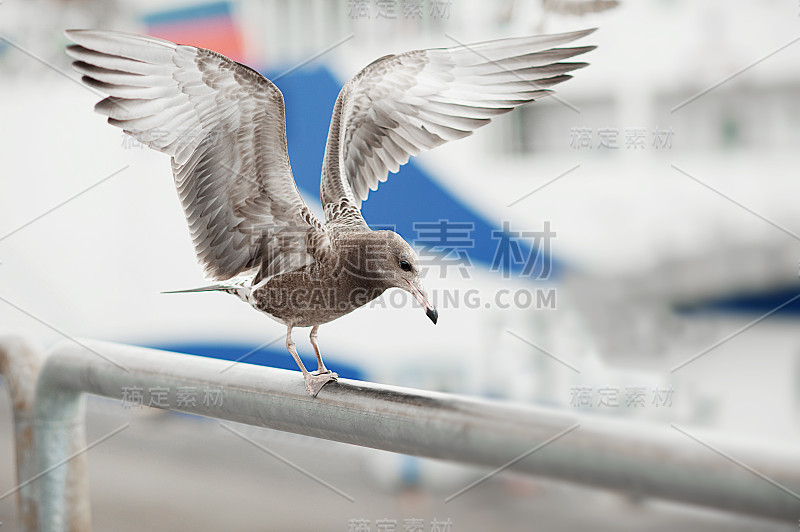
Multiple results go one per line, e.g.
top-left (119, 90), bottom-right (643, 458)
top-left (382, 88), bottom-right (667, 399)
top-left (1, 336), bottom-right (799, 530)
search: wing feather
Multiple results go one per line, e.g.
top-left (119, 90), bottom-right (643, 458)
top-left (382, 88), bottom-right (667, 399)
top-left (320, 29), bottom-right (596, 226)
top-left (66, 29), bottom-right (328, 281)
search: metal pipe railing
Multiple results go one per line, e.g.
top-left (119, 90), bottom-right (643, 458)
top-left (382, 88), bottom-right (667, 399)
top-left (21, 338), bottom-right (800, 529)
top-left (0, 335), bottom-right (44, 532)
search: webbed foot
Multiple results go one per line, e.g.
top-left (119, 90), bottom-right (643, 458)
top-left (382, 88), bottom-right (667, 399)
top-left (304, 371), bottom-right (338, 397)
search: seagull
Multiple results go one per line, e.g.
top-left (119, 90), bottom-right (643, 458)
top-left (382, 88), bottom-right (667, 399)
top-left (65, 28), bottom-right (595, 396)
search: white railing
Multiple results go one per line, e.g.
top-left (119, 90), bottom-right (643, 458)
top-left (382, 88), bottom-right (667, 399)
top-left (1, 335), bottom-right (799, 531)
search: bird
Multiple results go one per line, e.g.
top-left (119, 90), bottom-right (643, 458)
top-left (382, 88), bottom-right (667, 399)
top-left (65, 28), bottom-right (595, 396)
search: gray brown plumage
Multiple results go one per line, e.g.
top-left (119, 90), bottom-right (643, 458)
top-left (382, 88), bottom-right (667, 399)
top-left (66, 28), bottom-right (595, 396)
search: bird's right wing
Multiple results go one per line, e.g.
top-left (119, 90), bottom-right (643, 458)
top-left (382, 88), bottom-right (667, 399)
top-left (320, 29), bottom-right (595, 227)
top-left (66, 30), bottom-right (329, 282)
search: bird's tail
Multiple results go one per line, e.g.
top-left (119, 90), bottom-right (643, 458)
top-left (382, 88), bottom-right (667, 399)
top-left (161, 284), bottom-right (233, 294)
top-left (162, 280), bottom-right (252, 303)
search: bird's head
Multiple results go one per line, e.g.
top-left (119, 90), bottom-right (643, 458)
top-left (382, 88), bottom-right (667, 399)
top-left (349, 230), bottom-right (437, 324)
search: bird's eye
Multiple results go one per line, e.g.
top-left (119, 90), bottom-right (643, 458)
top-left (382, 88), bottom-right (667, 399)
top-left (399, 260), bottom-right (412, 272)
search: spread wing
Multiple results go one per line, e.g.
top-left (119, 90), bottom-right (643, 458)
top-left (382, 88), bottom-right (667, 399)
top-left (66, 29), bottom-right (329, 281)
top-left (320, 29), bottom-right (596, 227)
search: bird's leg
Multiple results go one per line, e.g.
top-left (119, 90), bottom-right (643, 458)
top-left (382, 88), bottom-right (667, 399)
top-left (286, 325), bottom-right (335, 397)
top-left (285, 325), bottom-right (310, 375)
top-left (309, 325), bottom-right (337, 378)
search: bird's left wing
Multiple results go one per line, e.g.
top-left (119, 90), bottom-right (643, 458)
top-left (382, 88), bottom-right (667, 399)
top-left (66, 30), bottom-right (329, 282)
top-left (320, 29), bottom-right (596, 227)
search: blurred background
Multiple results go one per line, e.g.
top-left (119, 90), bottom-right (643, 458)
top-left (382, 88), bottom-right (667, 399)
top-left (1, 0), bottom-right (799, 529)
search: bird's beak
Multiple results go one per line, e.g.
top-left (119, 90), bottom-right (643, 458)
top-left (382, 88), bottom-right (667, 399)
top-left (405, 279), bottom-right (438, 325)
top-left (426, 306), bottom-right (438, 324)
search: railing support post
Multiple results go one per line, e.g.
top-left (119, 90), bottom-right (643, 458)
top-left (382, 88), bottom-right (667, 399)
top-left (0, 335), bottom-right (45, 532)
top-left (34, 376), bottom-right (91, 531)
